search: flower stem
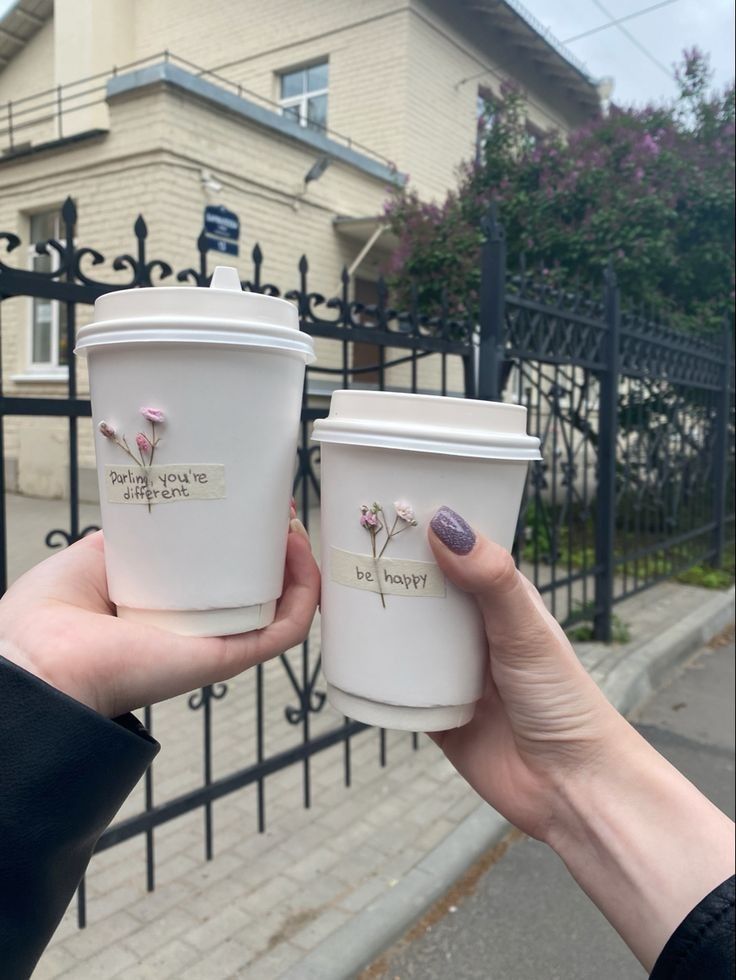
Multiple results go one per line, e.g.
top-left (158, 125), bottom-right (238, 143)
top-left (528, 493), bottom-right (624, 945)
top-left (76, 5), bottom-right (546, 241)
top-left (117, 437), bottom-right (145, 469)
top-left (371, 529), bottom-right (386, 608)
top-left (116, 435), bottom-right (151, 512)
top-left (148, 422), bottom-right (156, 467)
top-left (377, 516), bottom-right (400, 559)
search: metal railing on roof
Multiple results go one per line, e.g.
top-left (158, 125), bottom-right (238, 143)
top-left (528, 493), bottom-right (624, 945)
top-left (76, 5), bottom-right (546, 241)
top-left (0, 49), bottom-right (394, 167)
top-left (497, 0), bottom-right (593, 82)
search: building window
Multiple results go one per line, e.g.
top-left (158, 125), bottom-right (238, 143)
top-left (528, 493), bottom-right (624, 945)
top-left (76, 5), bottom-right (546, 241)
top-left (279, 61), bottom-right (328, 132)
top-left (476, 90), bottom-right (496, 162)
top-left (525, 121), bottom-right (543, 147)
top-left (28, 210), bottom-right (68, 372)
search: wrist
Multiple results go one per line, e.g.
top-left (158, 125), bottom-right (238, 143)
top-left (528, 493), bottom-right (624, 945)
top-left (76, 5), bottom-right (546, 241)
top-left (0, 636), bottom-right (102, 716)
top-left (546, 721), bottom-right (735, 970)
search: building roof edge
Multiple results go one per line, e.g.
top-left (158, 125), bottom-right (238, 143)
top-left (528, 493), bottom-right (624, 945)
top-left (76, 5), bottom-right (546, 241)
top-left (106, 62), bottom-right (407, 188)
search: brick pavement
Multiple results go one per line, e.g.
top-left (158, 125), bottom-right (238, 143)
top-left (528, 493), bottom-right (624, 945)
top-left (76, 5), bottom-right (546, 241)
top-left (34, 651), bottom-right (480, 979)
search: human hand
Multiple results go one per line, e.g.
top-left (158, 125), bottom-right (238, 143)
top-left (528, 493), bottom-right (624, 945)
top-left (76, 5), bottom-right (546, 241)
top-left (0, 520), bottom-right (320, 719)
top-left (428, 506), bottom-right (734, 970)
top-left (427, 505), bottom-right (623, 843)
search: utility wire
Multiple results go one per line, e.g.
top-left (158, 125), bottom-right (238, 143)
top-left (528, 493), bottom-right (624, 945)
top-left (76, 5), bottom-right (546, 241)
top-left (589, 0), bottom-right (676, 79)
top-left (562, 0), bottom-right (680, 44)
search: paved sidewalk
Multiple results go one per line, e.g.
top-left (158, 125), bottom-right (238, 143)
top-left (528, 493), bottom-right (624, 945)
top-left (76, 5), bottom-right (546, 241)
top-left (8, 494), bottom-right (732, 980)
top-left (363, 636), bottom-right (735, 980)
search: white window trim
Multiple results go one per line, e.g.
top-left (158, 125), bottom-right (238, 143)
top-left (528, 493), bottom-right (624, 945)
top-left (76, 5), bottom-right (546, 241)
top-left (476, 90), bottom-right (497, 161)
top-left (21, 212), bottom-right (69, 381)
top-left (278, 63), bottom-right (328, 129)
top-left (11, 371), bottom-right (70, 382)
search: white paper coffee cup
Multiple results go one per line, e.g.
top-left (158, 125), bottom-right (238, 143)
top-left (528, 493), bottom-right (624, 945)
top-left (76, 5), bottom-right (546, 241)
top-left (313, 390), bottom-right (541, 731)
top-left (75, 267), bottom-right (315, 637)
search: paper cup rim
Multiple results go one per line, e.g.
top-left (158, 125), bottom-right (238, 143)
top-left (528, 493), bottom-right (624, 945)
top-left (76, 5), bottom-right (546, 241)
top-left (312, 390), bottom-right (541, 460)
top-left (75, 314), bottom-right (315, 362)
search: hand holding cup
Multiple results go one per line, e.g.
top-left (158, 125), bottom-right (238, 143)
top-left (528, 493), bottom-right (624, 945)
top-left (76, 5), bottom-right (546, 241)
top-left (428, 511), bottom-right (735, 972)
top-left (0, 522), bottom-right (319, 718)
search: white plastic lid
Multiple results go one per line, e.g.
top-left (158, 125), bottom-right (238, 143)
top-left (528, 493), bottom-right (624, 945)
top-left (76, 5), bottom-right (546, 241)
top-left (75, 266), bottom-right (315, 362)
top-left (312, 390), bottom-right (541, 460)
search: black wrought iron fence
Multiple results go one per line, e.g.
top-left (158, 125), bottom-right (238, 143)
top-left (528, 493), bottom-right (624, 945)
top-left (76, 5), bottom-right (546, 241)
top-left (479, 211), bottom-right (734, 638)
top-left (0, 199), bottom-right (732, 927)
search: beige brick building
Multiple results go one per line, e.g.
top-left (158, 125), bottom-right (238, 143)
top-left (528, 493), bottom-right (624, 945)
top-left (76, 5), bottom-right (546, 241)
top-left (0, 0), bottom-right (600, 498)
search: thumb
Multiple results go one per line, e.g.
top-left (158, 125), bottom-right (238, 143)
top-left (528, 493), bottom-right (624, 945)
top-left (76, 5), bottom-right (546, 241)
top-left (427, 506), bottom-right (568, 660)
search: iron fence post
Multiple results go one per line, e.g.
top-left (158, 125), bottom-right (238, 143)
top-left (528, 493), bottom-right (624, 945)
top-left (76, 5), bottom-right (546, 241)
top-left (594, 261), bottom-right (620, 642)
top-left (712, 317), bottom-right (731, 567)
top-left (478, 204), bottom-right (505, 401)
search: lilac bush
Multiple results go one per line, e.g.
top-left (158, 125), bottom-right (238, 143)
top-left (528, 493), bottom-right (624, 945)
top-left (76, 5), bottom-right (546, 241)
top-left (385, 51), bottom-right (734, 333)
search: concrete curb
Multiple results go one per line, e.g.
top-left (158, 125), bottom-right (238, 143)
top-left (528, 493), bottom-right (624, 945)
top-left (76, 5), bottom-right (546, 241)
top-left (600, 586), bottom-right (735, 716)
top-left (283, 586), bottom-right (734, 980)
top-left (283, 806), bottom-right (510, 980)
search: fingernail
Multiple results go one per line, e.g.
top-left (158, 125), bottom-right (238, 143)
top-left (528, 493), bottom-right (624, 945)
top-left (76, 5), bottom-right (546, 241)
top-left (289, 517), bottom-right (310, 541)
top-left (430, 506), bottom-right (476, 555)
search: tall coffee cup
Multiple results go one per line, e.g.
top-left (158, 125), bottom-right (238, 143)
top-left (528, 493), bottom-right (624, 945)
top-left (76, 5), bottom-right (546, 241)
top-left (313, 390), bottom-right (541, 731)
top-left (75, 267), bottom-right (315, 637)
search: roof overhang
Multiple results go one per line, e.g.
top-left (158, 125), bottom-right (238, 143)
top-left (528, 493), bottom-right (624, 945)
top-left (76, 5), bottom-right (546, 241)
top-left (0, 0), bottom-right (52, 71)
top-left (459, 0), bottom-right (601, 116)
top-left (333, 216), bottom-right (398, 251)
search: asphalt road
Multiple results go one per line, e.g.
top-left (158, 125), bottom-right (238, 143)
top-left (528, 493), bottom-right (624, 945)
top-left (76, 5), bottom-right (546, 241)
top-left (368, 635), bottom-right (735, 980)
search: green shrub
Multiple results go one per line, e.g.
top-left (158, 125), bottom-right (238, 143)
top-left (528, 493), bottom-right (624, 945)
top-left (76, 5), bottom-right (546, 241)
top-left (385, 50), bottom-right (734, 335)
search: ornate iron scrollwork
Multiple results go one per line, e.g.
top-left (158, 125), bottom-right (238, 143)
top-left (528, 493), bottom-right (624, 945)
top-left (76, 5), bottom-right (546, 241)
top-left (45, 526), bottom-right (101, 549)
top-left (188, 683), bottom-right (229, 711)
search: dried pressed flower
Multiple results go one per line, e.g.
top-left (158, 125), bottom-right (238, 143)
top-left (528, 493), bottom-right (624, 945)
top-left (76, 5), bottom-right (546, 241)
top-left (98, 420), bottom-right (116, 439)
top-left (140, 407), bottom-right (165, 423)
top-left (357, 498), bottom-right (420, 608)
top-left (360, 508), bottom-right (379, 529)
top-left (394, 500), bottom-right (417, 525)
top-left (136, 432), bottom-right (152, 455)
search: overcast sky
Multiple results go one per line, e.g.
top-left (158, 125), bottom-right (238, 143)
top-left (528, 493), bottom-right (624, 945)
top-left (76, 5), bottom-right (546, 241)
top-left (515, 0), bottom-right (734, 106)
top-left (1, 0), bottom-right (733, 107)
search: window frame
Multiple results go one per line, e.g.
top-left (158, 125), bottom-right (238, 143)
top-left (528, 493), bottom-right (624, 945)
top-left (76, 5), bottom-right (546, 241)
top-left (476, 88), bottom-right (497, 162)
top-left (278, 60), bottom-right (329, 131)
top-left (23, 209), bottom-right (69, 380)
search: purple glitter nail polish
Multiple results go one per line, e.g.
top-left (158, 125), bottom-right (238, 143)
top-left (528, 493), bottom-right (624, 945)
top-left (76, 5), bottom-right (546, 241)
top-left (430, 506), bottom-right (476, 555)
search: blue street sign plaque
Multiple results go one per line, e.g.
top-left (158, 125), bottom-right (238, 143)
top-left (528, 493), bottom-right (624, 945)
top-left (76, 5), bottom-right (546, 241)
top-left (204, 236), bottom-right (239, 256)
top-left (204, 205), bottom-right (240, 256)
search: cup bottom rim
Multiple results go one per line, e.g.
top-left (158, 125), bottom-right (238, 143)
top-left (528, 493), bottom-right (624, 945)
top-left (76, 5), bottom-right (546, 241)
top-left (116, 599), bottom-right (277, 637)
top-left (326, 683), bottom-right (476, 732)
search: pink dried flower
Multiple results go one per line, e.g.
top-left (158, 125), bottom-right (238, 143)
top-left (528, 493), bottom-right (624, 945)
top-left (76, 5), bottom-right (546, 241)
top-left (98, 420), bottom-right (116, 439)
top-left (360, 508), bottom-right (379, 529)
top-left (136, 432), bottom-right (152, 454)
top-left (394, 500), bottom-right (417, 525)
top-left (140, 407), bottom-right (165, 423)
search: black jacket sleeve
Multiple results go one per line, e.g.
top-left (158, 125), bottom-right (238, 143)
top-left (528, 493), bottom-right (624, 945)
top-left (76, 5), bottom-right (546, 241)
top-left (0, 656), bottom-right (159, 980)
top-left (650, 876), bottom-right (735, 979)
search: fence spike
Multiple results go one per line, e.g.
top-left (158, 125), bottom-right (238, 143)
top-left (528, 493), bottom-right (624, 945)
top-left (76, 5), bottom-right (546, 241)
top-left (604, 255), bottom-right (617, 289)
top-left (481, 201), bottom-right (505, 241)
top-left (61, 196), bottom-right (77, 232)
